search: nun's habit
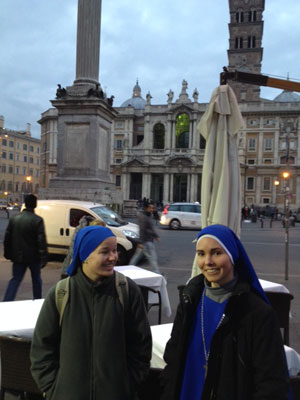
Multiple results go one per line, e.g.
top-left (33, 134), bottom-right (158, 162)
top-left (162, 225), bottom-right (290, 400)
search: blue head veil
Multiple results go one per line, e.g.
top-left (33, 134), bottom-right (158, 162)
top-left (66, 225), bottom-right (115, 276)
top-left (197, 224), bottom-right (268, 303)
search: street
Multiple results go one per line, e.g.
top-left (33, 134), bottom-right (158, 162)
top-left (1, 214), bottom-right (300, 352)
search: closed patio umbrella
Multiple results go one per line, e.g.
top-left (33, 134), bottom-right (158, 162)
top-left (191, 84), bottom-right (244, 277)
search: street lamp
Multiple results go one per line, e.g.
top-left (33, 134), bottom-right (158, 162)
top-left (26, 176), bottom-right (32, 193)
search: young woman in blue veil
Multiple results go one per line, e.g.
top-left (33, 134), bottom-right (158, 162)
top-left (162, 224), bottom-right (290, 400)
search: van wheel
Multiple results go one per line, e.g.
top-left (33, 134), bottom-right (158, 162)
top-left (116, 245), bottom-right (128, 266)
top-left (169, 219), bottom-right (181, 230)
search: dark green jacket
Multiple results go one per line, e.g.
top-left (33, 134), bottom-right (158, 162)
top-left (30, 268), bottom-right (152, 400)
top-left (4, 208), bottom-right (48, 265)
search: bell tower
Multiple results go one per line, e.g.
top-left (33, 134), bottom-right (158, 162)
top-left (227, 0), bottom-right (265, 102)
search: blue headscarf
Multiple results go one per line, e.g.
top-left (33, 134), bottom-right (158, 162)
top-left (197, 224), bottom-right (268, 303)
top-left (66, 226), bottom-right (115, 276)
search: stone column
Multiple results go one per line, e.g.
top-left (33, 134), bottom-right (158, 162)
top-left (122, 173), bottom-right (130, 200)
top-left (274, 129), bottom-right (279, 164)
top-left (187, 174), bottom-right (191, 202)
top-left (190, 174), bottom-right (197, 202)
top-left (169, 174), bottom-right (174, 202)
top-left (166, 117), bottom-right (172, 150)
top-left (256, 176), bottom-right (261, 205)
top-left (258, 131), bottom-right (263, 164)
top-left (163, 173), bottom-right (170, 204)
top-left (142, 173), bottom-right (151, 199)
top-left (74, 0), bottom-right (102, 85)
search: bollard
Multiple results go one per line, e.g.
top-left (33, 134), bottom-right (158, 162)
top-left (270, 218), bottom-right (273, 228)
top-left (260, 218), bottom-right (264, 228)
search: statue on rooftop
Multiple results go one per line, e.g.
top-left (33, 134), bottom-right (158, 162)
top-left (167, 89), bottom-right (174, 104)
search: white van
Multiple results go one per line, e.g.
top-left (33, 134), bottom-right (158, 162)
top-left (24, 200), bottom-right (139, 265)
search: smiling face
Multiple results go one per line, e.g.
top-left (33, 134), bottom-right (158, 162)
top-left (82, 236), bottom-right (118, 282)
top-left (196, 237), bottom-right (234, 288)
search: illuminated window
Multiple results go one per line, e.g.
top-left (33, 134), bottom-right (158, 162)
top-left (175, 113), bottom-right (190, 149)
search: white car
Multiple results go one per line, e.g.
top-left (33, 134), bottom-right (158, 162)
top-left (160, 202), bottom-right (202, 230)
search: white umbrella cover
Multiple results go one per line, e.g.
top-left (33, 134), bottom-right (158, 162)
top-left (191, 84), bottom-right (244, 278)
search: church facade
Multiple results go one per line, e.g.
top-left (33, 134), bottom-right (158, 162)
top-left (39, 0), bottom-right (300, 210)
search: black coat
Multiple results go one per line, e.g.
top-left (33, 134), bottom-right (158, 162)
top-left (162, 275), bottom-right (289, 400)
top-left (4, 208), bottom-right (48, 265)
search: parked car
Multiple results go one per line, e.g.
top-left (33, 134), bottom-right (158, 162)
top-left (160, 202), bottom-right (202, 230)
top-left (21, 200), bottom-right (139, 265)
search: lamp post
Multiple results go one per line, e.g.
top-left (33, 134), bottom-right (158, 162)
top-left (274, 173), bottom-right (290, 280)
top-left (282, 171), bottom-right (290, 280)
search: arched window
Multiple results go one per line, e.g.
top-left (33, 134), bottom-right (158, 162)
top-left (236, 10), bottom-right (244, 23)
top-left (249, 9), bottom-right (257, 22)
top-left (175, 113), bottom-right (190, 149)
top-left (235, 37), bottom-right (243, 49)
top-left (248, 36), bottom-right (256, 48)
top-left (153, 123), bottom-right (165, 149)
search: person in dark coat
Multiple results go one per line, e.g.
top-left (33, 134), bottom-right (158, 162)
top-left (31, 226), bottom-right (152, 400)
top-left (3, 194), bottom-right (48, 301)
top-left (161, 224), bottom-right (290, 400)
top-left (129, 202), bottom-right (161, 274)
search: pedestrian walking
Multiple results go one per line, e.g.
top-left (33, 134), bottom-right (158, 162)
top-left (161, 224), bottom-right (290, 400)
top-left (31, 225), bottom-right (152, 400)
top-left (3, 194), bottom-right (48, 301)
top-left (129, 201), bottom-right (161, 274)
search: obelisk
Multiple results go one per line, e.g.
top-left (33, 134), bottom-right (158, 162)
top-left (43, 0), bottom-right (119, 204)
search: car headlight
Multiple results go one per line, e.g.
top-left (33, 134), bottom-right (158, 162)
top-left (122, 230), bottom-right (138, 239)
top-left (160, 216), bottom-right (166, 223)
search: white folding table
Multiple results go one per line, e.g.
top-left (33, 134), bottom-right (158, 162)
top-left (115, 265), bottom-right (172, 317)
top-left (150, 323), bottom-right (300, 376)
top-left (259, 279), bottom-right (290, 293)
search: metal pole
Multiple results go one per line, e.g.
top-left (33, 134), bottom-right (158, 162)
top-left (284, 183), bottom-right (289, 280)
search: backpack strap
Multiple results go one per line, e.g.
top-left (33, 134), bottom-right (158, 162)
top-left (55, 277), bottom-right (70, 326)
top-left (115, 271), bottom-right (129, 311)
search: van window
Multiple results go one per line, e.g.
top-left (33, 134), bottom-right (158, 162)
top-left (91, 206), bottom-right (127, 227)
top-left (70, 209), bottom-right (94, 227)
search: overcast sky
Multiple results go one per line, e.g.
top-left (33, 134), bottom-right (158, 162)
top-left (1, 0), bottom-right (300, 138)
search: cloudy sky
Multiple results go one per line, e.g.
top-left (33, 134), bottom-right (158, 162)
top-left (1, 0), bottom-right (300, 138)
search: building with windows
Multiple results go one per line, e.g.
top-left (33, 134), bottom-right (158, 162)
top-left (38, 0), bottom-right (300, 210)
top-left (0, 116), bottom-right (41, 204)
